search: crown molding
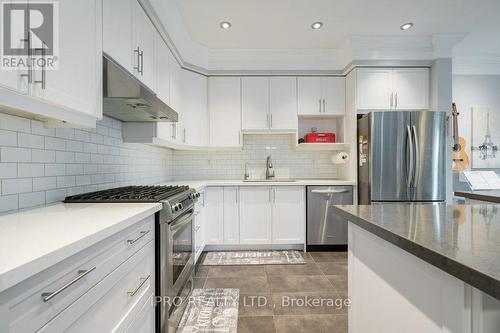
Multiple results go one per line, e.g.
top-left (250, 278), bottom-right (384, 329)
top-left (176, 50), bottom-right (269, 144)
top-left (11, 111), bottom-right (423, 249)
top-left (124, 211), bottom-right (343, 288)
top-left (453, 53), bottom-right (500, 75)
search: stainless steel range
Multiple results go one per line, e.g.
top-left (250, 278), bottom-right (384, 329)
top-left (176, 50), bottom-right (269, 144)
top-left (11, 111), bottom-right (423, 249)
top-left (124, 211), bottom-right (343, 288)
top-left (64, 185), bottom-right (200, 333)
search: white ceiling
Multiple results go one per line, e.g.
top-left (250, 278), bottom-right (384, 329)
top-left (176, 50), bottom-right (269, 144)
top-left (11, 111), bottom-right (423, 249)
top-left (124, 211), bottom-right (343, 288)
top-left (174, 0), bottom-right (500, 55)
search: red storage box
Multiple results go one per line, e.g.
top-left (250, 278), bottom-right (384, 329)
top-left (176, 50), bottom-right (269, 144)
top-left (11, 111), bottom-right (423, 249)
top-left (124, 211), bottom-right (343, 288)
top-left (304, 132), bottom-right (336, 143)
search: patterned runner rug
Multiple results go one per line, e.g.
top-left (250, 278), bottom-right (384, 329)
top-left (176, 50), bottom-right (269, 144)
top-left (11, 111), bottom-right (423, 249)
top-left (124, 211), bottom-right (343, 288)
top-left (201, 250), bottom-right (306, 265)
top-left (177, 288), bottom-right (239, 333)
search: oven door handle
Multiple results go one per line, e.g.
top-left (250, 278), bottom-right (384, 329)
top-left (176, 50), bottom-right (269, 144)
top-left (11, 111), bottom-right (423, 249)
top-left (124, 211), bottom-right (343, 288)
top-left (169, 209), bottom-right (194, 233)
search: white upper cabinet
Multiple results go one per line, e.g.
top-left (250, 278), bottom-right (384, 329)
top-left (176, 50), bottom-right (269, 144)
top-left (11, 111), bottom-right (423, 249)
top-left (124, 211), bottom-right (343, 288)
top-left (272, 187), bottom-right (305, 244)
top-left (239, 187), bottom-right (272, 244)
top-left (269, 77), bottom-right (297, 129)
top-left (392, 68), bottom-right (429, 110)
top-left (357, 68), bottom-right (429, 110)
top-left (322, 77), bottom-right (346, 115)
top-left (241, 77), bottom-right (297, 131)
top-left (298, 77), bottom-right (345, 115)
top-left (241, 77), bottom-right (269, 130)
top-left (103, 0), bottom-right (134, 71)
top-left (156, 36), bottom-right (170, 105)
top-left (181, 70), bottom-right (208, 146)
top-left (297, 77), bottom-right (323, 115)
top-left (31, 0), bottom-right (102, 120)
top-left (208, 77), bottom-right (241, 147)
top-left (133, 1), bottom-right (157, 92)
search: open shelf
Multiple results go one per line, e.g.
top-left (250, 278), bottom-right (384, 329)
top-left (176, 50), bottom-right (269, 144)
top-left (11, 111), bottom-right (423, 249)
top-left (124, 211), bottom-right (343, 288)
top-left (295, 142), bottom-right (350, 151)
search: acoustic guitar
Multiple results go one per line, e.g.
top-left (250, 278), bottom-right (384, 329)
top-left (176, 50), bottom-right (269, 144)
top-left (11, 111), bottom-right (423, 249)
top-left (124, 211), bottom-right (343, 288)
top-left (451, 102), bottom-right (469, 171)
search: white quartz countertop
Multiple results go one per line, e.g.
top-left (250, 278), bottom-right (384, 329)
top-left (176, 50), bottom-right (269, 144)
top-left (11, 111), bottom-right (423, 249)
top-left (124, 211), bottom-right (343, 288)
top-left (162, 179), bottom-right (356, 191)
top-left (0, 202), bottom-right (162, 293)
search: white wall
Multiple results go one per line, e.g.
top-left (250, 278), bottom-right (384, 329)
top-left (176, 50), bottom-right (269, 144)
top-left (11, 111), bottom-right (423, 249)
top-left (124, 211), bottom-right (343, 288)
top-left (452, 74), bottom-right (500, 190)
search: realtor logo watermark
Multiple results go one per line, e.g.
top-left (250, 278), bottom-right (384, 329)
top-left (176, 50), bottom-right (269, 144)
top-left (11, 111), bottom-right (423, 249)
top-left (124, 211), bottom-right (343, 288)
top-left (1, 0), bottom-right (58, 70)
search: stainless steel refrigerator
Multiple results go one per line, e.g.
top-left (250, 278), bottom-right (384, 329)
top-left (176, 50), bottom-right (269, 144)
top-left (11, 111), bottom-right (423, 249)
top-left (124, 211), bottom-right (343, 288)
top-left (358, 111), bottom-right (446, 204)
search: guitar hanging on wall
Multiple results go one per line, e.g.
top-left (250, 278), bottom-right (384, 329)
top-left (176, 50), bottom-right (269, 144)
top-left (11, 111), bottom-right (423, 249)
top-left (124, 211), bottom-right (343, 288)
top-left (451, 102), bottom-right (470, 171)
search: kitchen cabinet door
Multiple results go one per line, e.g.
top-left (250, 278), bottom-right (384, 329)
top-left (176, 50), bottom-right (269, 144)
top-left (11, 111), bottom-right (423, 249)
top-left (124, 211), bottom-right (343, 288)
top-left (156, 37), bottom-right (170, 105)
top-left (133, 1), bottom-right (157, 92)
top-left (169, 53), bottom-right (183, 142)
top-left (392, 68), bottom-right (429, 110)
top-left (208, 77), bottom-right (241, 147)
top-left (223, 187), bottom-right (240, 244)
top-left (242, 77), bottom-right (269, 130)
top-left (269, 77), bottom-right (297, 130)
top-left (32, 0), bottom-right (102, 119)
top-left (181, 70), bottom-right (208, 145)
top-left (239, 187), bottom-right (272, 244)
top-left (272, 186), bottom-right (305, 244)
top-left (0, 1), bottom-right (29, 94)
top-left (322, 77), bottom-right (346, 115)
top-left (103, 0), bottom-right (134, 72)
top-left (205, 187), bottom-right (224, 244)
top-left (356, 69), bottom-right (393, 110)
top-left (297, 77), bottom-right (322, 115)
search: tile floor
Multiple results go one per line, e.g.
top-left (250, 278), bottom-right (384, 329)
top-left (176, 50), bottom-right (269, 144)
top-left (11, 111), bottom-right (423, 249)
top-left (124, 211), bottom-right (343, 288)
top-left (194, 251), bottom-right (348, 333)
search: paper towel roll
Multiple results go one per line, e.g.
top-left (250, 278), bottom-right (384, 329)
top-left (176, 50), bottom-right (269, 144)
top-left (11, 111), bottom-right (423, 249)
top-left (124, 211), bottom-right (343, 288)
top-left (331, 152), bottom-right (350, 164)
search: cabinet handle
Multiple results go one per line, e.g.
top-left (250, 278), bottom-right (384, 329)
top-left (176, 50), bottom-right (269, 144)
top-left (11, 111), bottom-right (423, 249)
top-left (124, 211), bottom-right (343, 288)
top-left (139, 50), bottom-right (144, 75)
top-left (34, 43), bottom-right (46, 90)
top-left (322, 99), bottom-right (326, 113)
top-left (319, 99), bottom-right (322, 113)
top-left (238, 131), bottom-right (241, 145)
top-left (270, 114), bottom-right (273, 128)
top-left (41, 267), bottom-right (96, 302)
top-left (133, 47), bottom-right (141, 73)
top-left (266, 114), bottom-right (269, 128)
top-left (390, 92), bottom-right (394, 109)
top-left (127, 275), bottom-right (150, 297)
top-left (273, 188), bottom-right (276, 203)
top-left (269, 188), bottom-right (271, 202)
top-left (127, 230), bottom-right (150, 245)
top-left (183, 128), bottom-right (186, 143)
top-left (395, 92), bottom-right (398, 109)
top-left (20, 32), bottom-right (32, 83)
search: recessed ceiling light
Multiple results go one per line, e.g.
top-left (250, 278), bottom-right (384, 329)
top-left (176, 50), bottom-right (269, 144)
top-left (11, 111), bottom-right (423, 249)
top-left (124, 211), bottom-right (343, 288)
top-left (400, 22), bottom-right (414, 31)
top-left (311, 22), bottom-right (323, 30)
top-left (219, 21), bottom-right (231, 30)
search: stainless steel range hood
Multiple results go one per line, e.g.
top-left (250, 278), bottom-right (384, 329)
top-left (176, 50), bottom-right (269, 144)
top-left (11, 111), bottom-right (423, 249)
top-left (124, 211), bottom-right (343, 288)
top-left (102, 54), bottom-right (177, 122)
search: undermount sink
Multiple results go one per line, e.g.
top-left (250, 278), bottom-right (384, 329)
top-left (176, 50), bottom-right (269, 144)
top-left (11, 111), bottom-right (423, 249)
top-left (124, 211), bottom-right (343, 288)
top-left (242, 179), bottom-right (297, 182)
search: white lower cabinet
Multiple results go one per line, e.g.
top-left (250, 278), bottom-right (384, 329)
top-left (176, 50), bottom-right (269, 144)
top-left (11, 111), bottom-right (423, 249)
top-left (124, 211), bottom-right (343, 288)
top-left (223, 187), bottom-right (240, 244)
top-left (239, 187), bottom-right (273, 244)
top-left (205, 186), bottom-right (305, 246)
top-left (0, 215), bottom-right (155, 333)
top-left (271, 186), bottom-right (305, 244)
top-left (205, 187), bottom-right (224, 244)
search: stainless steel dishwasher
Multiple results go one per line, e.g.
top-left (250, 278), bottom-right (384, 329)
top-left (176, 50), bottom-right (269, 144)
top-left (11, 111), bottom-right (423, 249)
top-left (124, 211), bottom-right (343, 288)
top-left (306, 185), bottom-right (353, 250)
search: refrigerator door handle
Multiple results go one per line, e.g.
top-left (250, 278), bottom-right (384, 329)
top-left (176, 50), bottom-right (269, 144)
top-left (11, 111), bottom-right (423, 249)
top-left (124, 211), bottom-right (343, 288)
top-left (406, 125), bottom-right (414, 187)
top-left (412, 125), bottom-right (420, 187)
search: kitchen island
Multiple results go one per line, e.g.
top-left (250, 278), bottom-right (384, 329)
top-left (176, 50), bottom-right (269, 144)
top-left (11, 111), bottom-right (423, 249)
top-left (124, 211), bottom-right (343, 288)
top-left (334, 203), bottom-right (500, 333)
top-left (455, 190), bottom-right (500, 204)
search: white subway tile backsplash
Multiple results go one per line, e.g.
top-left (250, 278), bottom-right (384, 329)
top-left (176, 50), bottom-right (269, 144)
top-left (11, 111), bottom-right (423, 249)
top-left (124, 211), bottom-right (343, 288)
top-left (33, 177), bottom-right (57, 191)
top-left (56, 176), bottom-right (76, 188)
top-left (0, 163), bottom-right (17, 179)
top-left (46, 188), bottom-right (67, 204)
top-left (56, 151), bottom-right (75, 163)
top-left (0, 129), bottom-right (17, 146)
top-left (19, 192), bottom-right (45, 209)
top-left (75, 175), bottom-right (91, 186)
top-left (32, 149), bottom-right (56, 163)
top-left (2, 178), bottom-right (32, 194)
top-left (66, 164), bottom-right (84, 175)
top-left (1, 147), bottom-right (31, 162)
top-left (31, 120), bottom-right (55, 136)
top-left (45, 163), bottom-right (66, 176)
top-left (55, 128), bottom-right (75, 140)
top-left (44, 137), bottom-right (66, 151)
top-left (18, 163), bottom-right (44, 177)
top-left (17, 133), bottom-right (44, 149)
top-left (0, 194), bottom-right (18, 212)
top-left (65, 140), bottom-right (84, 152)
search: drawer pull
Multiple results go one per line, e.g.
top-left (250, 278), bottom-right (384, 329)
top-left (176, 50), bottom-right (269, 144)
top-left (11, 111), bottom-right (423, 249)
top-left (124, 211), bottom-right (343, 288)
top-left (41, 267), bottom-right (96, 302)
top-left (127, 230), bottom-right (150, 245)
top-left (127, 275), bottom-right (150, 297)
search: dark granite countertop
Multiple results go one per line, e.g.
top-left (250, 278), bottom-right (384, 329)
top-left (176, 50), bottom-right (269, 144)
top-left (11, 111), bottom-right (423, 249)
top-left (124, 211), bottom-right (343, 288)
top-left (333, 203), bottom-right (500, 300)
top-left (455, 190), bottom-right (500, 204)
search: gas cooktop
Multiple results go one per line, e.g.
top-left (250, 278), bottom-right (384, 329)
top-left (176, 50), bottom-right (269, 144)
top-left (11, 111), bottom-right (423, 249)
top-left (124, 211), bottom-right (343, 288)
top-left (63, 185), bottom-right (190, 203)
